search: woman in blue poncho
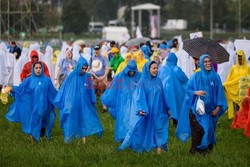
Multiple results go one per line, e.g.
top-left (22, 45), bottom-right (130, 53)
top-left (176, 54), bottom-right (228, 154)
top-left (101, 60), bottom-right (141, 142)
top-left (54, 56), bottom-right (103, 143)
top-left (6, 62), bottom-right (57, 143)
top-left (159, 53), bottom-right (188, 126)
top-left (118, 61), bottom-right (169, 154)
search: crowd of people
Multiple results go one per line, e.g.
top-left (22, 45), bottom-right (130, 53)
top-left (0, 38), bottom-right (249, 154)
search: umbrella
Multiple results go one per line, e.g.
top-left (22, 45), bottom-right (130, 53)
top-left (183, 37), bottom-right (229, 64)
top-left (125, 37), bottom-right (151, 47)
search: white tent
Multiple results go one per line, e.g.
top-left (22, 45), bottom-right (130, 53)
top-left (131, 3), bottom-right (161, 38)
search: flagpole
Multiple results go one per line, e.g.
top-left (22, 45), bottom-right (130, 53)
top-left (210, 0), bottom-right (213, 39)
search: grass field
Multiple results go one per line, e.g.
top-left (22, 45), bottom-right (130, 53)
top-left (0, 97), bottom-right (249, 167)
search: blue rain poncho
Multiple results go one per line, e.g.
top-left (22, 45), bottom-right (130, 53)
top-left (159, 53), bottom-right (188, 120)
top-left (101, 60), bottom-right (141, 142)
top-left (6, 62), bottom-right (57, 141)
top-left (176, 54), bottom-right (228, 150)
top-left (118, 61), bottom-right (169, 153)
top-left (54, 57), bottom-right (103, 143)
top-left (141, 45), bottom-right (151, 60)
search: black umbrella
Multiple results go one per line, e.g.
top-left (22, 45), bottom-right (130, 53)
top-left (125, 37), bottom-right (151, 47)
top-left (183, 37), bottom-right (229, 64)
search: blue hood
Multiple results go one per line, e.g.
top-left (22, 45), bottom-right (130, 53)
top-left (31, 61), bottom-right (45, 77)
top-left (72, 56), bottom-right (88, 76)
top-left (142, 61), bottom-right (157, 79)
top-left (167, 53), bottom-right (178, 66)
top-left (199, 54), bottom-right (215, 73)
top-left (141, 45), bottom-right (150, 60)
top-left (167, 40), bottom-right (173, 49)
top-left (159, 43), bottom-right (167, 49)
top-left (124, 60), bottom-right (138, 74)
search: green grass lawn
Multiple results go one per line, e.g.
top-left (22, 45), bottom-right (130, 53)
top-left (0, 97), bottom-right (249, 167)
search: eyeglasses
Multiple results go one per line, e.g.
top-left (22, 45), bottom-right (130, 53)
top-left (82, 67), bottom-right (88, 70)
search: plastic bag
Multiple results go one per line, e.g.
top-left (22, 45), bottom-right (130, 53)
top-left (196, 96), bottom-right (205, 115)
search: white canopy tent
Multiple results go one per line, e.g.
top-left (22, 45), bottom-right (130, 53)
top-left (131, 3), bottom-right (161, 38)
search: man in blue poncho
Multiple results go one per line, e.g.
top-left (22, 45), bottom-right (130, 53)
top-left (6, 62), bottom-right (57, 143)
top-left (118, 61), bottom-right (169, 154)
top-left (54, 56), bottom-right (103, 143)
top-left (101, 60), bottom-right (141, 142)
top-left (176, 54), bottom-right (228, 154)
top-left (159, 53), bottom-right (188, 126)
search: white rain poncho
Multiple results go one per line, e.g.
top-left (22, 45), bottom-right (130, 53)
top-left (101, 44), bottom-right (109, 57)
top-left (218, 43), bottom-right (235, 83)
top-left (13, 48), bottom-right (29, 86)
top-left (44, 45), bottom-right (54, 80)
top-left (0, 42), bottom-right (16, 86)
top-left (120, 46), bottom-right (128, 59)
top-left (72, 44), bottom-right (81, 62)
top-left (175, 42), bottom-right (195, 78)
top-left (82, 47), bottom-right (92, 64)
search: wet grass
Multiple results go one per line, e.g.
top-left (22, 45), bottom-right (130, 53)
top-left (0, 98), bottom-right (249, 166)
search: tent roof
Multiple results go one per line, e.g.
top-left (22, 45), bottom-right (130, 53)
top-left (131, 3), bottom-right (160, 10)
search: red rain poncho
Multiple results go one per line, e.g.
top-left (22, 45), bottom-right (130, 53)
top-left (20, 50), bottom-right (50, 81)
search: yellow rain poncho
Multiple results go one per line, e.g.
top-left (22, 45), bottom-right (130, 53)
top-left (53, 50), bottom-right (60, 65)
top-left (22, 41), bottom-right (30, 49)
top-left (115, 53), bottom-right (132, 75)
top-left (132, 51), bottom-right (149, 72)
top-left (224, 50), bottom-right (250, 119)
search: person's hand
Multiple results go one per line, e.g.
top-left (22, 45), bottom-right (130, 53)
top-left (54, 80), bottom-right (58, 86)
top-left (194, 90), bottom-right (206, 96)
top-left (27, 73), bottom-right (31, 77)
top-left (4, 86), bottom-right (12, 93)
top-left (211, 106), bottom-right (220, 116)
top-left (139, 111), bottom-right (146, 116)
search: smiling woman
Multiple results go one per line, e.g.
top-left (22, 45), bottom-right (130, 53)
top-left (203, 57), bottom-right (212, 71)
top-left (176, 54), bottom-right (228, 155)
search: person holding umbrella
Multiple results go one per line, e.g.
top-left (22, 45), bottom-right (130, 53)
top-left (176, 54), bottom-right (228, 155)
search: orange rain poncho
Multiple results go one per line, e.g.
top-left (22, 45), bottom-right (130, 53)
top-left (115, 53), bottom-right (132, 75)
top-left (224, 50), bottom-right (250, 119)
top-left (232, 88), bottom-right (250, 138)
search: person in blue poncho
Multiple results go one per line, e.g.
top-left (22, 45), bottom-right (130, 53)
top-left (101, 60), bottom-right (141, 142)
top-left (159, 53), bottom-right (188, 126)
top-left (140, 45), bottom-right (151, 60)
top-left (176, 54), bottom-right (228, 155)
top-left (54, 56), bottom-right (103, 143)
top-left (6, 61), bottom-right (57, 143)
top-left (118, 61), bottom-right (169, 154)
